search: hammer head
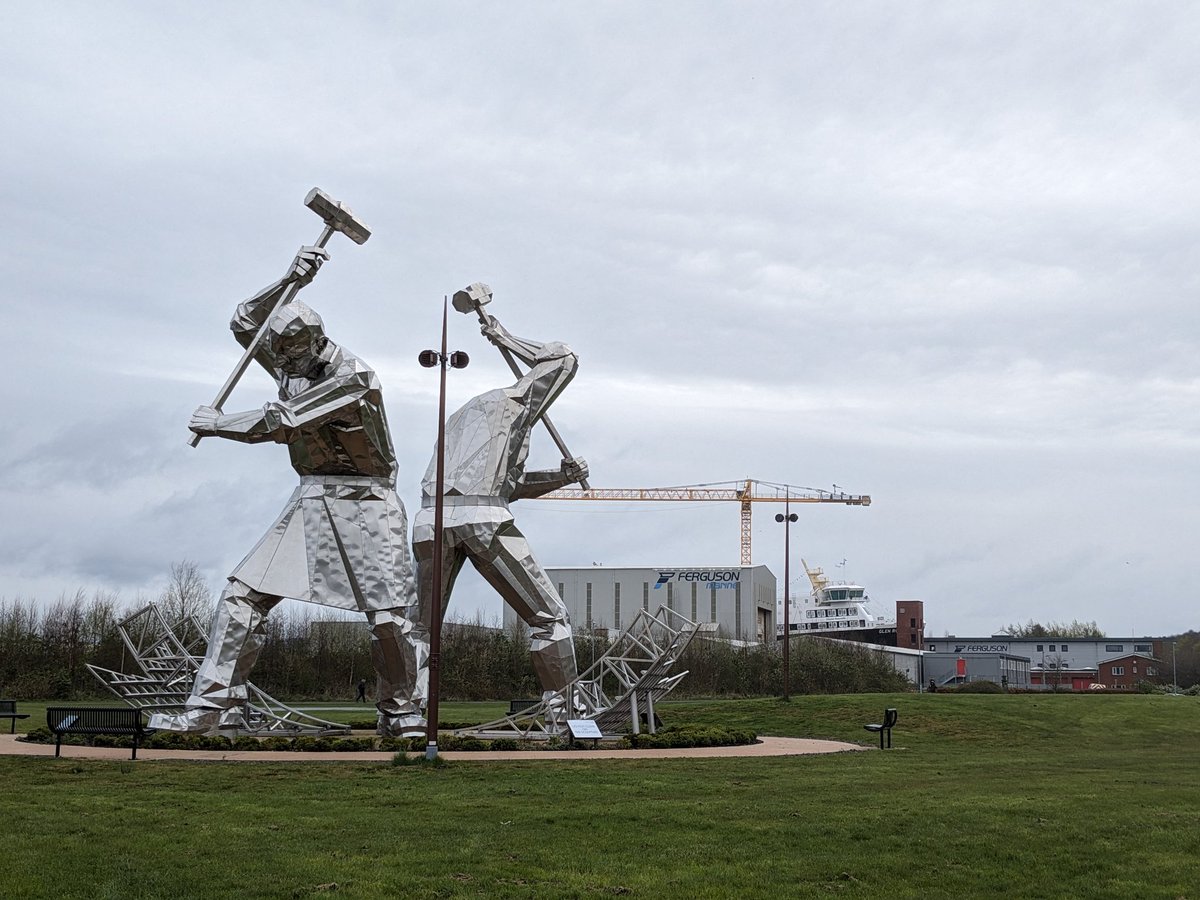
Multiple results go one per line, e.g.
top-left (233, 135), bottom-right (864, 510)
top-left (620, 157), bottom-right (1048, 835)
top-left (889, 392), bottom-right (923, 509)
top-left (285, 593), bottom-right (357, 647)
top-left (452, 282), bottom-right (493, 314)
top-left (304, 188), bottom-right (371, 245)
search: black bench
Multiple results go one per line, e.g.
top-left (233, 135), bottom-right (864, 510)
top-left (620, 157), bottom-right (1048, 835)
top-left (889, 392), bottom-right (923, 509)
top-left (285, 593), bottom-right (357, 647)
top-left (508, 698), bottom-right (539, 715)
top-left (47, 707), bottom-right (155, 760)
top-left (1, 699), bottom-right (30, 734)
top-left (864, 707), bottom-right (898, 749)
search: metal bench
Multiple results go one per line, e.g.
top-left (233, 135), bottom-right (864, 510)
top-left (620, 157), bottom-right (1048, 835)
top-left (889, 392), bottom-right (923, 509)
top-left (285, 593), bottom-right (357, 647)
top-left (1, 699), bottom-right (30, 734)
top-left (508, 698), bottom-right (539, 715)
top-left (864, 707), bottom-right (898, 749)
top-left (47, 706), bottom-right (155, 760)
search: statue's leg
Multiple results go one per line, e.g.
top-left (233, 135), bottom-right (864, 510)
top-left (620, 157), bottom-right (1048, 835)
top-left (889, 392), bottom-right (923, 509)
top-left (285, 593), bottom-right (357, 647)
top-left (367, 606), bottom-right (428, 737)
top-left (409, 534), bottom-right (468, 722)
top-left (150, 579), bottom-right (280, 733)
top-left (469, 520), bottom-right (577, 694)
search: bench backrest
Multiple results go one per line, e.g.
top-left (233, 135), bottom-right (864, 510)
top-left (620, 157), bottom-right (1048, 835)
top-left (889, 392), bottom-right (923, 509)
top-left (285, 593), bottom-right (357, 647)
top-left (0, 700), bottom-right (15, 715)
top-left (883, 708), bottom-right (898, 728)
top-left (47, 707), bottom-right (145, 733)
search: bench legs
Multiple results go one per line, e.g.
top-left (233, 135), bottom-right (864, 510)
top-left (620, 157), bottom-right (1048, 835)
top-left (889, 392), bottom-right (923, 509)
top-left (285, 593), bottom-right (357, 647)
top-left (52, 733), bottom-right (143, 759)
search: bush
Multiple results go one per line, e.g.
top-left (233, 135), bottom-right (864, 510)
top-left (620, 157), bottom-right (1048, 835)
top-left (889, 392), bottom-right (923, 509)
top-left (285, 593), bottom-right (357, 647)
top-left (331, 738), bottom-right (374, 752)
top-left (624, 725), bottom-right (756, 750)
top-left (18, 726), bottom-right (53, 744)
top-left (949, 680), bottom-right (1005, 694)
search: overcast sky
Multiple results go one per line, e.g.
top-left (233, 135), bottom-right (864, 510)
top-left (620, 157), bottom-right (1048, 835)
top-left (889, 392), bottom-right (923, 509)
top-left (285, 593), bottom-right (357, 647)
top-left (3, 2), bottom-right (1197, 639)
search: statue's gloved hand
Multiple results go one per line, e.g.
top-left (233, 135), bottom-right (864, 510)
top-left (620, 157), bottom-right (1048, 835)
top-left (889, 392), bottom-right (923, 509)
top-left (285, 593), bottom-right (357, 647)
top-left (189, 405), bottom-right (221, 436)
top-left (561, 457), bottom-right (589, 485)
top-left (480, 315), bottom-right (501, 345)
top-left (284, 245), bottom-right (329, 287)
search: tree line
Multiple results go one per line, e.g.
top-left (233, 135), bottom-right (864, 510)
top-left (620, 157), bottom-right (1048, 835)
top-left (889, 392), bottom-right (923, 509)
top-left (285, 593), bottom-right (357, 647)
top-left (9, 564), bottom-right (1194, 701)
top-left (0, 566), bottom-right (914, 700)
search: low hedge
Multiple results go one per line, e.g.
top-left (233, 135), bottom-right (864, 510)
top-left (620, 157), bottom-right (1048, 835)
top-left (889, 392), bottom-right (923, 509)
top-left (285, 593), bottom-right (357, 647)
top-left (20, 722), bottom-right (757, 752)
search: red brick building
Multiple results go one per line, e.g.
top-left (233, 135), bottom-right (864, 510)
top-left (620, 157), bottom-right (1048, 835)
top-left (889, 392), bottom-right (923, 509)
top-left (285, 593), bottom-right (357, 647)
top-left (1098, 653), bottom-right (1161, 691)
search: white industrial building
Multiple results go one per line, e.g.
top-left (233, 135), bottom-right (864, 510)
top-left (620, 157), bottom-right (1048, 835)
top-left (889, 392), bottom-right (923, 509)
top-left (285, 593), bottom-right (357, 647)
top-left (501, 565), bottom-right (778, 643)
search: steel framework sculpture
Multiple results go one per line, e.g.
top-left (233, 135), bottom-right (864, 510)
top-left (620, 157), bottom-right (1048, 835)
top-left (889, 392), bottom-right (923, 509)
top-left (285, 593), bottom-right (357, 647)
top-left (454, 605), bottom-right (709, 740)
top-left (88, 603), bottom-right (348, 736)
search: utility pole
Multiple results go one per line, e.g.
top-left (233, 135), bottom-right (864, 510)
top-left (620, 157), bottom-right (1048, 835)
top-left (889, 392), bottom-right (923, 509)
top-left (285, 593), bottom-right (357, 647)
top-left (418, 299), bottom-right (469, 759)
top-left (776, 500), bottom-right (798, 701)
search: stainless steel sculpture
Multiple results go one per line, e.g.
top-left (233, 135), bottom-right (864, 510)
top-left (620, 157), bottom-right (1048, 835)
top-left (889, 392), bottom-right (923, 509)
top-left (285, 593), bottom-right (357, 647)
top-left (152, 189), bottom-right (424, 736)
top-left (89, 602), bottom-right (348, 736)
top-left (412, 284), bottom-right (587, 713)
top-left (454, 606), bottom-right (709, 740)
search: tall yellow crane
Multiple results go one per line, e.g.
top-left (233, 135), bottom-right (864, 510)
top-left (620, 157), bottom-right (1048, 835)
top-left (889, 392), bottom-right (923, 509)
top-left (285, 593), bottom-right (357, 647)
top-left (535, 478), bottom-right (871, 566)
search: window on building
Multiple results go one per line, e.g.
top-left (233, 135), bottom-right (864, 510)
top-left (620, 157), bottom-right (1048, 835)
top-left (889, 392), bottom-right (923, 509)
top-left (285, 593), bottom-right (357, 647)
top-left (1134, 643), bottom-right (1151, 653)
top-left (691, 583), bottom-right (698, 621)
top-left (557, 582), bottom-right (564, 601)
top-left (1036, 644), bottom-right (1043, 652)
top-left (614, 583), bottom-right (621, 630)
top-left (1147, 667), bottom-right (1157, 676)
top-left (735, 594), bottom-right (742, 640)
top-left (1061, 644), bottom-right (1068, 651)
top-left (929, 644), bottom-right (937, 652)
top-left (1112, 666), bottom-right (1125, 676)
top-left (710, 586), bottom-right (717, 623)
top-left (1049, 645), bottom-right (1056, 652)
top-left (909, 634), bottom-right (917, 645)
top-left (909, 618), bottom-right (917, 628)
top-left (642, 582), bottom-right (649, 612)
top-left (586, 582), bottom-right (592, 628)
top-left (666, 582), bottom-right (674, 611)
top-left (1105, 644), bottom-right (1123, 653)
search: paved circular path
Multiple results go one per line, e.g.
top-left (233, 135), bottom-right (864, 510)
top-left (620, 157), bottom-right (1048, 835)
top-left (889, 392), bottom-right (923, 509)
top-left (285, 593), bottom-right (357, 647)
top-left (0, 733), bottom-right (864, 763)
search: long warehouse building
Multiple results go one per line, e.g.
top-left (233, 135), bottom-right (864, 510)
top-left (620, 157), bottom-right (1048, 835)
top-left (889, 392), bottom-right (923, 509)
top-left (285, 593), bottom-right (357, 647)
top-left (502, 565), bottom-right (778, 643)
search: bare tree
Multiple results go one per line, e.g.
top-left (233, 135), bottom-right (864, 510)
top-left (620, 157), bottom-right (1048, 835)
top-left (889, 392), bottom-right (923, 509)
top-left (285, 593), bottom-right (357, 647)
top-left (159, 560), bottom-right (215, 628)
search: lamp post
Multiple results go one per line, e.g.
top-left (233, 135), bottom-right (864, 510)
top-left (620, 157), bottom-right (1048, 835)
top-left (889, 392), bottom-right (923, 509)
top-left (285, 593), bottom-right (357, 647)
top-left (418, 298), bottom-right (469, 760)
top-left (1173, 641), bottom-right (1178, 695)
top-left (775, 500), bottom-right (797, 701)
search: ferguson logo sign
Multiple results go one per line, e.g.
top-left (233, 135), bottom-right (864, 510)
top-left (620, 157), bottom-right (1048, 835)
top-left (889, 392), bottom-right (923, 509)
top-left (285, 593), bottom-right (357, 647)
top-left (655, 570), bottom-right (740, 589)
top-left (953, 644), bottom-right (1009, 653)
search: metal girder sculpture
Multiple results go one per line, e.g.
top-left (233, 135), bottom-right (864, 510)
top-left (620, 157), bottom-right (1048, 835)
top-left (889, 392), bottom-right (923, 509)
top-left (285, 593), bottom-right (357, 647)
top-left (152, 188), bottom-right (424, 737)
top-left (88, 603), bottom-right (347, 737)
top-left (455, 606), bottom-right (708, 740)
top-left (411, 284), bottom-right (588, 716)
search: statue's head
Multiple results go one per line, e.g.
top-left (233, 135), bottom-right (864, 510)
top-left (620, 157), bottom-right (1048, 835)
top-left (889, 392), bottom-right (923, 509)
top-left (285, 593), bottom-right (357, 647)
top-left (268, 301), bottom-right (329, 377)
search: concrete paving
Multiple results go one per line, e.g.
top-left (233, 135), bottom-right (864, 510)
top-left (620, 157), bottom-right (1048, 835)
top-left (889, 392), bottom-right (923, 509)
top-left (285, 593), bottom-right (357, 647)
top-left (0, 733), bottom-right (865, 763)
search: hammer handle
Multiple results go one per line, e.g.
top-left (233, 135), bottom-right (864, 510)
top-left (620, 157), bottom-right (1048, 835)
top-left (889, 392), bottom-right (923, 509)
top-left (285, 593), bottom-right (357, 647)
top-left (473, 306), bottom-right (590, 490)
top-left (188, 224), bottom-right (335, 447)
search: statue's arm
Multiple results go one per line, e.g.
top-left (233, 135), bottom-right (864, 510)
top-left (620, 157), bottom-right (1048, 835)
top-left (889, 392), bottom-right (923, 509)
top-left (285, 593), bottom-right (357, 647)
top-left (189, 370), bottom-right (374, 444)
top-left (228, 247), bottom-right (328, 373)
top-left (512, 457), bottom-right (589, 500)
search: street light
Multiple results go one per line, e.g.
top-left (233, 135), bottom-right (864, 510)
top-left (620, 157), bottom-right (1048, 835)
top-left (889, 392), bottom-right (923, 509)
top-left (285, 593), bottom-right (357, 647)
top-left (1173, 641), bottom-right (1178, 695)
top-left (418, 298), bottom-right (469, 760)
top-left (775, 501), bottom-right (798, 701)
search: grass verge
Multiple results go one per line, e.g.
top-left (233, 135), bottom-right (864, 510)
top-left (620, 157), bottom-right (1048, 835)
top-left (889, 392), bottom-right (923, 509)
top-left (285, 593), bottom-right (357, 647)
top-left (1, 694), bottom-right (1197, 897)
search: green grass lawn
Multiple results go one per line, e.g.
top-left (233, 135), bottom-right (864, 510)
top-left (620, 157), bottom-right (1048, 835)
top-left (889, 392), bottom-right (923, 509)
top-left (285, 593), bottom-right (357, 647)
top-left (2, 694), bottom-right (1198, 898)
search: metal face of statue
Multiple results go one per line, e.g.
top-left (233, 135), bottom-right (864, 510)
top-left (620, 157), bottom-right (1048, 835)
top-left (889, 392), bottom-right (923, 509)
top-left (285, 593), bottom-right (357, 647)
top-left (412, 308), bottom-right (587, 711)
top-left (151, 246), bottom-right (424, 736)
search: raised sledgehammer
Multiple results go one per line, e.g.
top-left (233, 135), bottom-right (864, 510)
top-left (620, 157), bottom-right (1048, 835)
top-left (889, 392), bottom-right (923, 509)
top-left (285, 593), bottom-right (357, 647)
top-left (188, 188), bottom-right (371, 447)
top-left (452, 282), bottom-right (589, 489)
